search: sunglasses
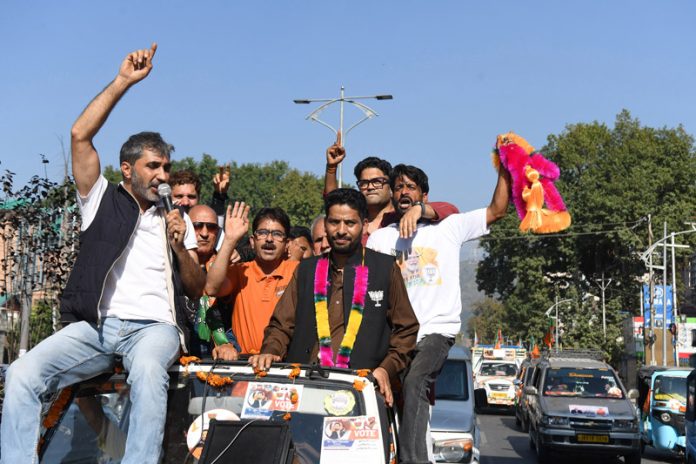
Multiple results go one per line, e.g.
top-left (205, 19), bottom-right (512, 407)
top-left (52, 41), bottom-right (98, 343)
top-left (192, 222), bottom-right (220, 232)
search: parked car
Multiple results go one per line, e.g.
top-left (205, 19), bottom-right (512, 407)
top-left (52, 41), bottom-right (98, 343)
top-left (514, 356), bottom-right (540, 432)
top-left (38, 360), bottom-right (399, 463)
top-left (430, 345), bottom-right (480, 463)
top-left (525, 351), bottom-right (641, 464)
top-left (637, 366), bottom-right (688, 456)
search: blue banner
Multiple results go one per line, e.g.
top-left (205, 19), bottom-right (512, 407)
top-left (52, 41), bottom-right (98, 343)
top-left (643, 284), bottom-right (673, 327)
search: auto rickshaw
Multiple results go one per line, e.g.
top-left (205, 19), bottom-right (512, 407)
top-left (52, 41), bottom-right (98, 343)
top-left (637, 365), bottom-right (690, 455)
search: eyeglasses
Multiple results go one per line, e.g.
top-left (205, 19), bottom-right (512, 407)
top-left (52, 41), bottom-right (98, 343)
top-left (192, 222), bottom-right (220, 232)
top-left (357, 177), bottom-right (389, 190)
top-left (254, 229), bottom-right (286, 240)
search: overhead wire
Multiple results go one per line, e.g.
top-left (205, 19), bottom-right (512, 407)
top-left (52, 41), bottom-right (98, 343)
top-left (478, 217), bottom-right (646, 241)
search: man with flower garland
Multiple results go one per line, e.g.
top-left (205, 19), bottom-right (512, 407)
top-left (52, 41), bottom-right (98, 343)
top-left (366, 164), bottom-right (511, 464)
top-left (250, 188), bottom-right (420, 406)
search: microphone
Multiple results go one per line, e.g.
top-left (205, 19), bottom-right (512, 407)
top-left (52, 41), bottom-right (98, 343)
top-left (157, 183), bottom-right (175, 213)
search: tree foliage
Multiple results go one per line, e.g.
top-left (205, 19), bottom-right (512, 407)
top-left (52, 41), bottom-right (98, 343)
top-left (467, 297), bottom-right (508, 344)
top-left (104, 155), bottom-right (326, 229)
top-left (476, 111), bottom-right (696, 358)
top-left (1, 171), bottom-right (79, 362)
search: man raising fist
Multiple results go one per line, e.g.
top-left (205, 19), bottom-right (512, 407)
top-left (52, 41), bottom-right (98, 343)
top-left (0, 44), bottom-right (205, 464)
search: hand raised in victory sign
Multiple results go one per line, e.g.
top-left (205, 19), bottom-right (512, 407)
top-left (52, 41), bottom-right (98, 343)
top-left (224, 201), bottom-right (251, 244)
top-left (325, 131), bottom-right (346, 168)
top-left (117, 43), bottom-right (158, 86)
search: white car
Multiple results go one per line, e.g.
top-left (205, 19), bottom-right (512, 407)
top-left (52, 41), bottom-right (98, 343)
top-left (474, 360), bottom-right (518, 408)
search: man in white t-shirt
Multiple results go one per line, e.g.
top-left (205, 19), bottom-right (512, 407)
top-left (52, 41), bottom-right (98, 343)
top-left (367, 163), bottom-right (510, 464)
top-left (1, 44), bottom-right (205, 464)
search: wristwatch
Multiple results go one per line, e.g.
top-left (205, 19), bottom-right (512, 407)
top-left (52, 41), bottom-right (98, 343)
top-left (413, 201), bottom-right (426, 216)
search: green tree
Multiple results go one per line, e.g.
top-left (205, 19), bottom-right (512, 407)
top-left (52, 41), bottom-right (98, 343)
top-left (477, 111), bottom-right (696, 361)
top-left (102, 155), bottom-right (325, 228)
top-left (171, 153), bottom-right (219, 205)
top-left (227, 160), bottom-right (324, 228)
top-left (29, 300), bottom-right (55, 348)
top-left (467, 297), bottom-right (509, 344)
top-left (105, 156), bottom-right (325, 228)
top-left (1, 171), bottom-right (79, 362)
top-left (103, 165), bottom-right (121, 184)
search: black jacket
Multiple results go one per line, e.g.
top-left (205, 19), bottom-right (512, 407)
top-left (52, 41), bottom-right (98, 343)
top-left (60, 182), bottom-right (190, 349)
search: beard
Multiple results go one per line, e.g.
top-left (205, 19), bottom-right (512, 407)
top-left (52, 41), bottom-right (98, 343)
top-left (130, 168), bottom-right (160, 203)
top-left (329, 234), bottom-right (360, 256)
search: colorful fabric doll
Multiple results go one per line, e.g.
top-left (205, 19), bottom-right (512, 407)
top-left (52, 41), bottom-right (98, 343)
top-left (492, 132), bottom-right (571, 234)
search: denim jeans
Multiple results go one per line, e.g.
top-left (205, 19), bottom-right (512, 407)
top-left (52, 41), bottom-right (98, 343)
top-left (0, 317), bottom-right (180, 464)
top-left (399, 333), bottom-right (454, 464)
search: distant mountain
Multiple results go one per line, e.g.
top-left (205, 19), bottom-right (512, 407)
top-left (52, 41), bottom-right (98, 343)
top-left (459, 241), bottom-right (486, 334)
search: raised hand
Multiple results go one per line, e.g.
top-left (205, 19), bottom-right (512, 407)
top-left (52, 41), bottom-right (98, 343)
top-left (325, 131), bottom-right (346, 168)
top-left (224, 201), bottom-right (250, 244)
top-left (118, 43), bottom-right (158, 86)
top-left (398, 205), bottom-right (422, 239)
top-left (213, 164), bottom-right (231, 194)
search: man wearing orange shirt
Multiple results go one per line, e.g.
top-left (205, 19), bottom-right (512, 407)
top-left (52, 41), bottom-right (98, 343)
top-left (206, 203), bottom-right (298, 355)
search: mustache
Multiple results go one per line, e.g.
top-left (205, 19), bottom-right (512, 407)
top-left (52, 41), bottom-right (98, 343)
top-left (261, 243), bottom-right (276, 250)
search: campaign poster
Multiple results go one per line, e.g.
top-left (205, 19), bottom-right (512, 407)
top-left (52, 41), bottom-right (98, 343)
top-left (241, 382), bottom-right (304, 419)
top-left (320, 416), bottom-right (382, 464)
top-left (568, 404), bottom-right (609, 417)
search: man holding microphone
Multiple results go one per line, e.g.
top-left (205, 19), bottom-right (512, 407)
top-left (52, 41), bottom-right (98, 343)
top-left (1, 44), bottom-right (204, 463)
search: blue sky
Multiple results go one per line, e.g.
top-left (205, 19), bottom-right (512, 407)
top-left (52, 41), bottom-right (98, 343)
top-left (1, 1), bottom-right (695, 214)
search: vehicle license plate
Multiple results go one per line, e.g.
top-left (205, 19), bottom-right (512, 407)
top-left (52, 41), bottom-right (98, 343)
top-left (490, 392), bottom-right (508, 398)
top-left (576, 434), bottom-right (609, 443)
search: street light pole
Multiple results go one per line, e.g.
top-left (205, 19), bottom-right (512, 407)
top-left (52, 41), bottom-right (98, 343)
top-left (294, 86), bottom-right (393, 187)
top-left (594, 272), bottom-right (612, 341)
top-left (639, 220), bottom-right (694, 366)
top-left (544, 297), bottom-right (573, 353)
top-left (544, 294), bottom-right (595, 353)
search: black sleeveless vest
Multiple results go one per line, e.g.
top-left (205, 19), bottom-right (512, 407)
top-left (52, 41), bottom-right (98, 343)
top-left (286, 246), bottom-right (394, 370)
top-left (60, 182), bottom-right (190, 348)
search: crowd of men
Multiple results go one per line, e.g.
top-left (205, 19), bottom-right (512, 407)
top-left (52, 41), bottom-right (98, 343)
top-left (0, 44), bottom-right (511, 464)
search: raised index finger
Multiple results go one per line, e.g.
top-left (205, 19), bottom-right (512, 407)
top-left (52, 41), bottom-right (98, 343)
top-left (149, 42), bottom-right (158, 59)
top-left (336, 130), bottom-right (342, 147)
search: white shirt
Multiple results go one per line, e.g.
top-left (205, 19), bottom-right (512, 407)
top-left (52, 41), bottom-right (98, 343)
top-left (367, 209), bottom-right (489, 341)
top-left (77, 175), bottom-right (197, 323)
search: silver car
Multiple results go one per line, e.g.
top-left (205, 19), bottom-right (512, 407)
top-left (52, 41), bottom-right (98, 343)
top-left (430, 345), bottom-right (480, 463)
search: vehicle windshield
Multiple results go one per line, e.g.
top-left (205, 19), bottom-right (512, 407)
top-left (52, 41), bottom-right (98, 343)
top-left (436, 359), bottom-right (469, 401)
top-left (653, 375), bottom-right (687, 404)
top-left (543, 367), bottom-right (624, 398)
top-left (40, 369), bottom-right (386, 464)
top-left (479, 362), bottom-right (517, 377)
